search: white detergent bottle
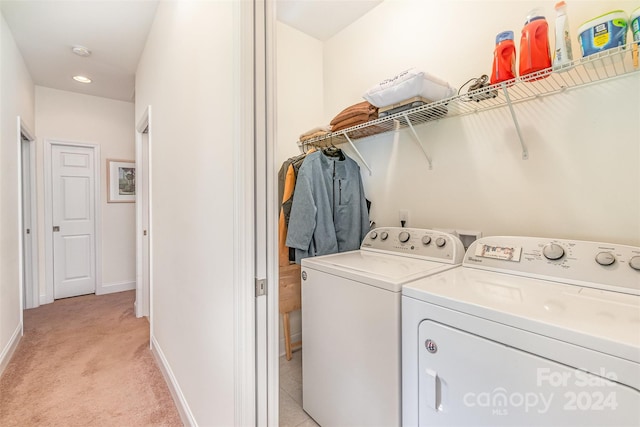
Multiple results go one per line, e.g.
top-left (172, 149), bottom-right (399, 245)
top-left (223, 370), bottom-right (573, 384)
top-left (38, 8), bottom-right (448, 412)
top-left (553, 1), bottom-right (574, 69)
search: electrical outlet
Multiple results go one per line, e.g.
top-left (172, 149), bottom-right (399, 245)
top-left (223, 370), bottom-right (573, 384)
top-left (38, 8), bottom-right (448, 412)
top-left (399, 210), bottom-right (409, 226)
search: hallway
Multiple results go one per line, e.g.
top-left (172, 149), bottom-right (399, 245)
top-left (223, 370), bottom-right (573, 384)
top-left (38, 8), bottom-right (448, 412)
top-left (0, 291), bottom-right (181, 426)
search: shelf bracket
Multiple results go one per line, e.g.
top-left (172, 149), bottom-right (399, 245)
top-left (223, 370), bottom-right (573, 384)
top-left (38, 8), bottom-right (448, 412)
top-left (501, 83), bottom-right (529, 160)
top-left (403, 113), bottom-right (433, 169)
top-left (343, 132), bottom-right (373, 176)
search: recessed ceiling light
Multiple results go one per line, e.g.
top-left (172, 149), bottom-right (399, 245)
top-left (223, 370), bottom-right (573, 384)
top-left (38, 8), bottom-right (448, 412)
top-left (73, 75), bottom-right (92, 84)
top-left (72, 46), bottom-right (91, 57)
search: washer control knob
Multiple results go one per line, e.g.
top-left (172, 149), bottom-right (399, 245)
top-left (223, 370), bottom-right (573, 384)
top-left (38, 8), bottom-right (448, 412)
top-left (422, 236), bottom-right (432, 246)
top-left (595, 251), bottom-right (616, 266)
top-left (435, 237), bottom-right (446, 248)
top-left (543, 243), bottom-right (565, 260)
top-left (629, 256), bottom-right (640, 271)
top-left (370, 231), bottom-right (378, 240)
top-left (380, 231), bottom-right (389, 241)
top-left (399, 231), bottom-right (410, 243)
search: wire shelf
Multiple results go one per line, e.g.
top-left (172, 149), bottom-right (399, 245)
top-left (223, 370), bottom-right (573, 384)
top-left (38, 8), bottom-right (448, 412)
top-left (298, 42), bottom-right (639, 151)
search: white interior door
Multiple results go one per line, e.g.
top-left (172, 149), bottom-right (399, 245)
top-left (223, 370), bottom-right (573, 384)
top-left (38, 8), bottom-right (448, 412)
top-left (141, 131), bottom-right (150, 316)
top-left (51, 144), bottom-right (96, 299)
top-left (20, 135), bottom-right (37, 309)
top-left (21, 139), bottom-right (32, 309)
top-left (136, 107), bottom-right (151, 319)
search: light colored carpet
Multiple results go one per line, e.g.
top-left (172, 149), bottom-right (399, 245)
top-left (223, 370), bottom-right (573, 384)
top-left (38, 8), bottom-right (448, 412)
top-left (0, 290), bottom-right (182, 426)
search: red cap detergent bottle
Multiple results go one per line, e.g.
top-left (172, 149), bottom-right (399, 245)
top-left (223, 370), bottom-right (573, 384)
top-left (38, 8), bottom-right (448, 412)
top-left (519, 9), bottom-right (552, 79)
top-left (490, 31), bottom-right (516, 85)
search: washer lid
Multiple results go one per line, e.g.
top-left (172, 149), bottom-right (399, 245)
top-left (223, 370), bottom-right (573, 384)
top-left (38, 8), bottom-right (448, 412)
top-left (301, 250), bottom-right (460, 292)
top-left (403, 268), bottom-right (640, 362)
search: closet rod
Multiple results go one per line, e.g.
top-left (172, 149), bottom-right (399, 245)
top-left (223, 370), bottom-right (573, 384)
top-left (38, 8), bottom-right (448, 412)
top-left (343, 132), bottom-right (372, 176)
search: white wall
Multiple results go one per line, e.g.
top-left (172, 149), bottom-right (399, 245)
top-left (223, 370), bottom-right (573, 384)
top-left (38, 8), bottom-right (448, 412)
top-left (135, 2), bottom-right (240, 424)
top-left (0, 10), bottom-right (35, 371)
top-left (34, 86), bottom-right (136, 299)
top-left (320, 0), bottom-right (640, 246)
top-left (276, 21), bottom-right (324, 355)
top-left (276, 22), bottom-right (324, 162)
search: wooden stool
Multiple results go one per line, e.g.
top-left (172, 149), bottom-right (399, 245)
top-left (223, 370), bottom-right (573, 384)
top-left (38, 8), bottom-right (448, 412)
top-left (279, 263), bottom-right (302, 360)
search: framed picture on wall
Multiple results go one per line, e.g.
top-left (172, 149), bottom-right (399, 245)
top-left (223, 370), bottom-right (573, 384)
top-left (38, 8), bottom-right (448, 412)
top-left (107, 159), bottom-right (136, 203)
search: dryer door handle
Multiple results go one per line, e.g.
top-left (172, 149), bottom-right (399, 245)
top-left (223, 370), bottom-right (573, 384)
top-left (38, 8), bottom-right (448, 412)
top-left (423, 369), bottom-right (441, 411)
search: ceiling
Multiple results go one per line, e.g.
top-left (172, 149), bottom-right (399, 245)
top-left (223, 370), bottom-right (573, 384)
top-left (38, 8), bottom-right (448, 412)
top-left (276, 0), bottom-right (382, 41)
top-left (0, 0), bottom-right (159, 102)
top-left (1, 0), bottom-right (382, 102)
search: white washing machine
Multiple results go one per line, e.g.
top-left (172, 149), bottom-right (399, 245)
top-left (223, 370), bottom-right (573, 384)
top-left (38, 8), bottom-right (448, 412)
top-left (301, 227), bottom-right (465, 427)
top-left (402, 236), bottom-right (640, 427)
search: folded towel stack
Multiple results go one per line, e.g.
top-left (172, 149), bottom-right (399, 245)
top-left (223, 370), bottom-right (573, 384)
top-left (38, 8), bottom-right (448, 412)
top-left (330, 101), bottom-right (378, 133)
top-left (299, 125), bottom-right (331, 142)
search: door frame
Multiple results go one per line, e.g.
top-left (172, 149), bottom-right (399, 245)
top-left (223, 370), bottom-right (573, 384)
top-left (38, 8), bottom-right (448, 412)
top-left (264, 0), bottom-right (279, 425)
top-left (250, 0), bottom-right (278, 424)
top-left (234, 0), bottom-right (279, 424)
top-left (43, 139), bottom-right (102, 303)
top-left (17, 117), bottom-right (38, 311)
top-left (135, 106), bottom-right (152, 320)
top-left (254, 0), bottom-right (268, 423)
top-left (237, 0), bottom-right (258, 424)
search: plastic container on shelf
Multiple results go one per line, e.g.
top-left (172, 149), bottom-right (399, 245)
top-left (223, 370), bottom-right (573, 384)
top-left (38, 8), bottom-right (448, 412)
top-left (578, 10), bottom-right (628, 57)
top-left (519, 8), bottom-right (552, 79)
top-left (553, 1), bottom-right (574, 69)
top-left (631, 7), bottom-right (640, 44)
top-left (490, 31), bottom-right (517, 84)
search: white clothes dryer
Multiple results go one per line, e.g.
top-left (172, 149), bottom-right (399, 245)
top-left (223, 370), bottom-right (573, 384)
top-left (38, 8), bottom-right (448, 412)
top-left (301, 227), bottom-right (465, 427)
top-left (402, 236), bottom-right (640, 427)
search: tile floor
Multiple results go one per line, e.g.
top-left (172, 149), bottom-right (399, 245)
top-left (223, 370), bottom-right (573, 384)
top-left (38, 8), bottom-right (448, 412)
top-left (279, 350), bottom-right (319, 427)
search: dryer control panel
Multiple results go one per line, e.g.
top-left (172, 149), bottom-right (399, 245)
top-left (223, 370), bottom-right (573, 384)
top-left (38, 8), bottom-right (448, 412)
top-left (465, 236), bottom-right (640, 295)
top-left (361, 227), bottom-right (464, 264)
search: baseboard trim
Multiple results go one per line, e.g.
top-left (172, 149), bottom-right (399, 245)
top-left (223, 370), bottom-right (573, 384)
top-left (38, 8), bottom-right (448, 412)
top-left (39, 294), bottom-right (52, 305)
top-left (0, 323), bottom-right (22, 377)
top-left (150, 336), bottom-right (197, 427)
top-left (98, 280), bottom-right (135, 295)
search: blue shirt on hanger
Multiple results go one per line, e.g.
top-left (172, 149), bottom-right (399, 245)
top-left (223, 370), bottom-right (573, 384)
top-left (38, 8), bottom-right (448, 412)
top-left (286, 150), bottom-right (369, 263)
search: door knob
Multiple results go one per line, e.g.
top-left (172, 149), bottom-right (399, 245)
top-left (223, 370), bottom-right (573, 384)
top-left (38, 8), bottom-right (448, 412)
top-left (143, 230), bottom-right (147, 236)
top-left (53, 226), bottom-right (60, 232)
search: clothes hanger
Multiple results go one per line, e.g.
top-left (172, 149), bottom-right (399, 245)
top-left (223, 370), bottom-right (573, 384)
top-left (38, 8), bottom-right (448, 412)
top-left (323, 140), bottom-right (344, 160)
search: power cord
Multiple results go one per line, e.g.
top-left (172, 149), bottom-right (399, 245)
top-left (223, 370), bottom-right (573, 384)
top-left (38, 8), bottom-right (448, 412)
top-left (458, 74), bottom-right (498, 102)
